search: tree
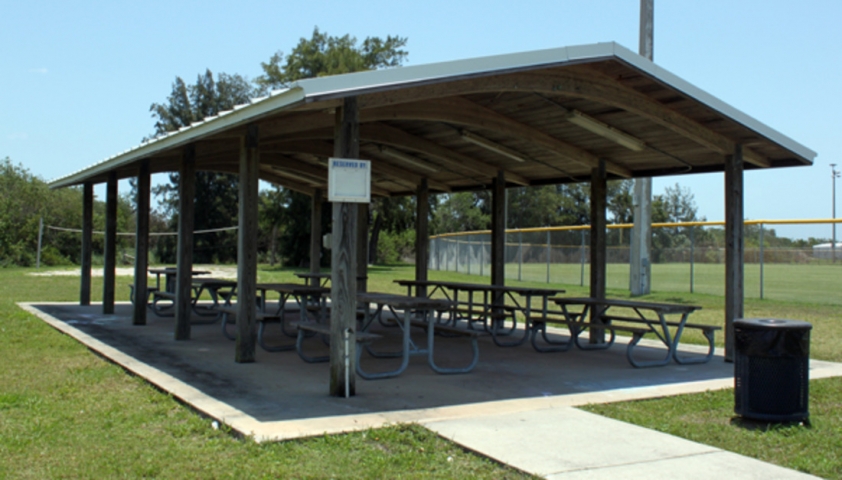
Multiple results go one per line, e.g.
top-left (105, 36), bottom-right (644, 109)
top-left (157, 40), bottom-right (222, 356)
top-left (0, 158), bottom-right (134, 267)
top-left (369, 196), bottom-right (415, 264)
top-left (431, 192), bottom-right (491, 234)
top-left (256, 27), bottom-right (407, 89)
top-left (650, 183), bottom-right (706, 261)
top-left (149, 70), bottom-right (260, 263)
top-left (256, 28), bottom-right (409, 266)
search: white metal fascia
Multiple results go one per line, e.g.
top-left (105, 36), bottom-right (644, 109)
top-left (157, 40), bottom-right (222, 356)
top-left (49, 87), bottom-right (306, 188)
top-left (609, 43), bottom-right (816, 163)
top-left (291, 43), bottom-right (621, 100)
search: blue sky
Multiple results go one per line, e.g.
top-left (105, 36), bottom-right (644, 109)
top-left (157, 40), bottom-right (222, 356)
top-left (2, 0), bottom-right (840, 239)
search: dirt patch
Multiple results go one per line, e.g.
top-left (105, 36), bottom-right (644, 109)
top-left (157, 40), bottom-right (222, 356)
top-left (28, 265), bottom-right (238, 279)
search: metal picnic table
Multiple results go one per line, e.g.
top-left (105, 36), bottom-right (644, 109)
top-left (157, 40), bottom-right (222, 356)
top-left (537, 297), bottom-right (715, 368)
top-left (395, 279), bottom-right (564, 347)
top-left (356, 292), bottom-right (478, 379)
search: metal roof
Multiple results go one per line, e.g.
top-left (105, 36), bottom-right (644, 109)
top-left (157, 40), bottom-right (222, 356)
top-left (49, 42), bottom-right (816, 192)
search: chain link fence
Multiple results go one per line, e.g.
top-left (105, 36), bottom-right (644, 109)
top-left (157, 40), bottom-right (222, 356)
top-left (430, 220), bottom-right (842, 305)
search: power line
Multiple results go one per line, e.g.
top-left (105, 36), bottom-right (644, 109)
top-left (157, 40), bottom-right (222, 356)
top-left (45, 225), bottom-right (238, 237)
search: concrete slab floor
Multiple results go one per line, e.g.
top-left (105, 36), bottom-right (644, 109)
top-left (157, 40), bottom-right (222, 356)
top-left (20, 302), bottom-right (842, 479)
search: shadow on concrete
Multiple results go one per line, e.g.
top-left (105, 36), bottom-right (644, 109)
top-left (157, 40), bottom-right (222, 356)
top-left (33, 303), bottom-right (735, 423)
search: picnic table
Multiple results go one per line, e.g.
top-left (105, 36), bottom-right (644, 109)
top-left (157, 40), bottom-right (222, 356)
top-left (355, 292), bottom-right (478, 379)
top-left (150, 277), bottom-right (234, 321)
top-left (147, 268), bottom-right (233, 321)
top-left (218, 282), bottom-right (330, 352)
top-left (530, 297), bottom-right (718, 368)
top-left (395, 280), bottom-right (564, 347)
top-left (294, 272), bottom-right (331, 287)
top-left (148, 267), bottom-right (210, 293)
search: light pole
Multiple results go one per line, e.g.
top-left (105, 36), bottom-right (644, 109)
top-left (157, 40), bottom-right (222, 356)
top-left (832, 164), bottom-right (840, 262)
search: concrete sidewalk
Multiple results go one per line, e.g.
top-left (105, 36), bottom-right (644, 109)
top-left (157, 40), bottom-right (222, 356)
top-left (23, 302), bottom-right (839, 479)
top-left (424, 407), bottom-right (819, 479)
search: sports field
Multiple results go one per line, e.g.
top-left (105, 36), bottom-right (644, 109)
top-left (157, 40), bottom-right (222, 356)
top-left (435, 262), bottom-right (842, 306)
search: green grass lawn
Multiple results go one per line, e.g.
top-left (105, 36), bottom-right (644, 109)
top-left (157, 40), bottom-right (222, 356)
top-left (3, 264), bottom-right (842, 478)
top-left (441, 261), bottom-right (842, 306)
top-left (0, 267), bottom-right (532, 479)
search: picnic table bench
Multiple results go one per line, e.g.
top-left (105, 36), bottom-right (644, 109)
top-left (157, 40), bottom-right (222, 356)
top-left (530, 297), bottom-right (717, 368)
top-left (355, 292), bottom-right (477, 379)
top-left (290, 320), bottom-right (381, 364)
top-left (219, 282), bottom-right (329, 352)
top-left (395, 279), bottom-right (564, 347)
top-left (146, 274), bottom-right (234, 324)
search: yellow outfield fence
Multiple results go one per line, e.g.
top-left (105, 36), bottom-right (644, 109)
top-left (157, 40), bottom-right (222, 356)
top-left (428, 219), bottom-right (842, 305)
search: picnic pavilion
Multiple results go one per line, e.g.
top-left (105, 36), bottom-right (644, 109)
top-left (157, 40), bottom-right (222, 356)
top-left (49, 43), bottom-right (815, 395)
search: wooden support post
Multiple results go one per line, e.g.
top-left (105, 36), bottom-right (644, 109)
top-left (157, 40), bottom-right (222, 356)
top-left (357, 203), bottom-right (368, 293)
top-left (133, 160), bottom-right (150, 326)
top-left (415, 178), bottom-right (430, 297)
top-left (724, 144), bottom-right (744, 362)
top-left (80, 182), bottom-right (93, 306)
top-left (490, 170), bottom-right (506, 315)
top-left (174, 145), bottom-right (196, 341)
top-left (330, 97), bottom-right (359, 397)
top-left (309, 188), bottom-right (323, 286)
top-left (103, 172), bottom-right (117, 314)
top-left (589, 159), bottom-right (607, 343)
top-left (491, 170), bottom-right (506, 288)
top-left (236, 125), bottom-right (260, 363)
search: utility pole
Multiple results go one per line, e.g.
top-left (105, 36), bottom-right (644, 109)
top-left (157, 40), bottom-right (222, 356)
top-left (630, 0), bottom-right (654, 296)
top-left (832, 163), bottom-right (839, 262)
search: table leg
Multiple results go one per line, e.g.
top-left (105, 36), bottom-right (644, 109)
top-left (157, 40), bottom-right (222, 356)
top-left (671, 312), bottom-right (716, 364)
top-left (625, 310), bottom-right (673, 367)
top-left (356, 304), bottom-right (411, 380)
top-left (427, 307), bottom-right (480, 374)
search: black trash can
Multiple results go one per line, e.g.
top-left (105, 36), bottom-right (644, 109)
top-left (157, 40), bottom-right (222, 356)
top-left (734, 318), bottom-right (811, 422)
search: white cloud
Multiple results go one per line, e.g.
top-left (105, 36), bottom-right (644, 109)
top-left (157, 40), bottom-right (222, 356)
top-left (7, 132), bottom-right (28, 140)
top-left (29, 67), bottom-right (48, 74)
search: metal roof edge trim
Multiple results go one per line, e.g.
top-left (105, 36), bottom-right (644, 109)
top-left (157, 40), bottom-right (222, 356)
top-left (292, 42), bottom-right (620, 99)
top-left (610, 43), bottom-right (816, 163)
top-left (49, 87), bottom-right (306, 188)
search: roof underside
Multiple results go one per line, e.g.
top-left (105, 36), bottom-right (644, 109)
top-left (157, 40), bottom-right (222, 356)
top-left (50, 43), bottom-right (815, 196)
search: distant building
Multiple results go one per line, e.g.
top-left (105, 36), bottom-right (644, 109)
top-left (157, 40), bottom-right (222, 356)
top-left (812, 243), bottom-right (842, 259)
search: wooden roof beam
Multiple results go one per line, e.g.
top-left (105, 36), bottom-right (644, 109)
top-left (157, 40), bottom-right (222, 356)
top-left (263, 124), bottom-right (529, 186)
top-left (359, 144), bottom-right (451, 192)
top-left (202, 162), bottom-right (316, 196)
top-left (362, 97), bottom-right (632, 178)
top-left (551, 68), bottom-right (771, 167)
top-left (357, 69), bottom-right (770, 168)
top-left (362, 123), bottom-right (530, 186)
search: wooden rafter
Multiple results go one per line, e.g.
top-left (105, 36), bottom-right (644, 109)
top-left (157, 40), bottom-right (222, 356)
top-left (200, 161), bottom-right (316, 196)
top-left (362, 98), bottom-right (632, 178)
top-left (359, 144), bottom-right (452, 192)
top-left (361, 123), bottom-right (529, 186)
top-left (354, 69), bottom-right (771, 167)
top-left (264, 123), bottom-right (529, 186)
top-left (261, 153), bottom-right (391, 197)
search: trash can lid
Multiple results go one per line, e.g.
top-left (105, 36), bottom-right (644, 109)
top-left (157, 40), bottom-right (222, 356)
top-left (734, 318), bottom-right (812, 330)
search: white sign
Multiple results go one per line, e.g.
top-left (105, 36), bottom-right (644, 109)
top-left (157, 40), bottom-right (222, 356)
top-left (328, 158), bottom-right (371, 203)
